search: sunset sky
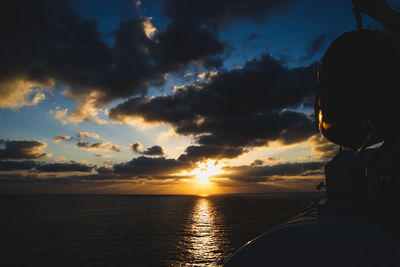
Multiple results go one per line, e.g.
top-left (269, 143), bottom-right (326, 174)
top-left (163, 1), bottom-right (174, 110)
top-left (0, 0), bottom-right (377, 194)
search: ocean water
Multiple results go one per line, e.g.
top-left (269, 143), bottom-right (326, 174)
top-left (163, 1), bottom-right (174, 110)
top-left (1, 193), bottom-right (323, 266)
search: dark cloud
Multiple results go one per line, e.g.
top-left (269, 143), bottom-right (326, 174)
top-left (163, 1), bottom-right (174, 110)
top-left (130, 143), bottom-right (165, 156)
top-left (309, 135), bottom-right (339, 160)
top-left (251, 159), bottom-right (264, 166)
top-left (153, 21), bottom-right (226, 72)
top-left (109, 54), bottom-right (318, 148)
top-left (35, 162), bottom-right (94, 172)
top-left (220, 161), bottom-right (325, 183)
top-left (76, 141), bottom-right (121, 152)
top-left (179, 145), bottom-right (246, 162)
top-left (130, 142), bottom-right (143, 152)
top-left (193, 110), bottom-right (316, 147)
top-left (0, 160), bottom-right (94, 172)
top-left (1, 0), bottom-right (230, 110)
top-left (141, 145), bottom-right (165, 156)
top-left (0, 140), bottom-right (51, 159)
top-left (100, 19), bottom-right (160, 101)
top-left (0, 157), bottom-right (325, 189)
top-left (301, 32), bottom-right (333, 61)
top-left (96, 165), bottom-right (114, 175)
top-left (1, 0), bottom-right (113, 101)
top-left (162, 0), bottom-right (293, 25)
top-left (113, 156), bottom-right (193, 178)
top-left (110, 54), bottom-right (316, 121)
top-left (0, 160), bottom-right (36, 171)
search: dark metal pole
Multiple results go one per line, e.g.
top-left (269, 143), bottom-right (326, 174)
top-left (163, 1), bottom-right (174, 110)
top-left (354, 0), bottom-right (400, 35)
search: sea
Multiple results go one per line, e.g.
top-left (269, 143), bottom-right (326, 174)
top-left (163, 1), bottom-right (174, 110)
top-left (1, 193), bottom-right (323, 266)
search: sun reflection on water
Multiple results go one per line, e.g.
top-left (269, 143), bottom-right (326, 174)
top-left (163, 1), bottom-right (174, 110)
top-left (184, 198), bottom-right (223, 266)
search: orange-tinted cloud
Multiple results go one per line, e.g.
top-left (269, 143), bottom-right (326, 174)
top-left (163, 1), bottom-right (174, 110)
top-left (0, 140), bottom-right (51, 159)
top-left (76, 141), bottom-right (121, 152)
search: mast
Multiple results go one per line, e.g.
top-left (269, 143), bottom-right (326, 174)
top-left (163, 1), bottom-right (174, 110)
top-left (352, 0), bottom-right (400, 34)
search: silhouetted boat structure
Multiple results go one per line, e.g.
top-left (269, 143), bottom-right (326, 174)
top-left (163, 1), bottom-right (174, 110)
top-left (225, 1), bottom-right (400, 265)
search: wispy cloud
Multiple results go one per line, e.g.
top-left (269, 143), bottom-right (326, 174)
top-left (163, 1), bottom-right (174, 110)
top-left (77, 132), bottom-right (100, 139)
top-left (0, 80), bottom-right (47, 109)
top-left (76, 141), bottom-right (121, 152)
top-left (53, 136), bottom-right (71, 143)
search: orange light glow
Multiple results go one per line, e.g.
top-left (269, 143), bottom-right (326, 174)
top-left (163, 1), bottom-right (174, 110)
top-left (190, 160), bottom-right (225, 184)
top-left (318, 110), bottom-right (333, 131)
top-left (318, 109), bottom-right (323, 124)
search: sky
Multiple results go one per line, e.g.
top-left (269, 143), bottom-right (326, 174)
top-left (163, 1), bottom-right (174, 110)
top-left (0, 0), bottom-right (381, 194)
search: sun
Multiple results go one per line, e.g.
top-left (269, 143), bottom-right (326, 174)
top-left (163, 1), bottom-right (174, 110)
top-left (191, 160), bottom-right (224, 184)
top-left (197, 174), bottom-right (210, 184)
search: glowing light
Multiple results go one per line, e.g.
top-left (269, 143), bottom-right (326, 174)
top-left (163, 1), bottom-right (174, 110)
top-left (318, 109), bottom-right (323, 124)
top-left (190, 160), bottom-right (225, 184)
top-left (318, 109), bottom-right (333, 131)
top-left (182, 198), bottom-right (222, 264)
top-left (197, 174), bottom-right (210, 184)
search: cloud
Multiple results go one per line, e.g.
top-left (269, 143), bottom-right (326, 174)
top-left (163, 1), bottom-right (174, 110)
top-left (0, 79), bottom-right (47, 109)
top-left (130, 142), bottom-right (143, 152)
top-left (2, 0), bottom-right (297, 122)
top-left (130, 143), bottom-right (165, 156)
top-left (1, 0), bottom-right (229, 120)
top-left (153, 20), bottom-right (226, 72)
top-left (51, 91), bottom-right (109, 125)
top-left (0, 160), bottom-right (94, 172)
top-left (53, 136), bottom-right (72, 143)
top-left (1, 1), bottom-right (111, 103)
top-left (301, 32), bottom-right (333, 61)
top-left (141, 145), bottom-right (165, 156)
top-left (197, 71), bottom-right (219, 81)
top-left (35, 162), bottom-right (94, 172)
top-left (96, 165), bottom-right (114, 175)
top-left (94, 153), bottom-right (112, 159)
top-left (112, 156), bottom-right (193, 178)
top-left (109, 54), bottom-right (318, 150)
top-left (142, 17), bottom-right (157, 39)
top-left (220, 161), bottom-right (325, 183)
top-left (308, 135), bottom-right (339, 160)
top-left (54, 132), bottom-right (102, 144)
top-left (0, 140), bottom-right (51, 159)
top-left (251, 159), bottom-right (264, 166)
top-left (53, 157), bottom-right (67, 162)
top-left (266, 157), bottom-right (284, 164)
top-left (76, 141), bottom-right (121, 152)
top-left (0, 160), bottom-right (37, 171)
top-left (179, 145), bottom-right (246, 162)
top-left (109, 54), bottom-right (316, 119)
top-left (77, 132), bottom-right (100, 139)
top-left (193, 110), bottom-right (316, 147)
top-left (50, 107), bottom-right (69, 125)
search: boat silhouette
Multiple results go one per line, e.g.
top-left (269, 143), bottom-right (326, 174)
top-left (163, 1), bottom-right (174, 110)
top-left (225, 1), bottom-right (400, 265)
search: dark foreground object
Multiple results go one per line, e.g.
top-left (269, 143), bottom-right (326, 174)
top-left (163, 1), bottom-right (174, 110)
top-left (225, 199), bottom-right (400, 266)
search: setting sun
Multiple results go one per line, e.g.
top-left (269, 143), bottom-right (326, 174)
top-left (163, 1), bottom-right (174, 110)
top-left (197, 175), bottom-right (210, 184)
top-left (190, 160), bottom-right (225, 184)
